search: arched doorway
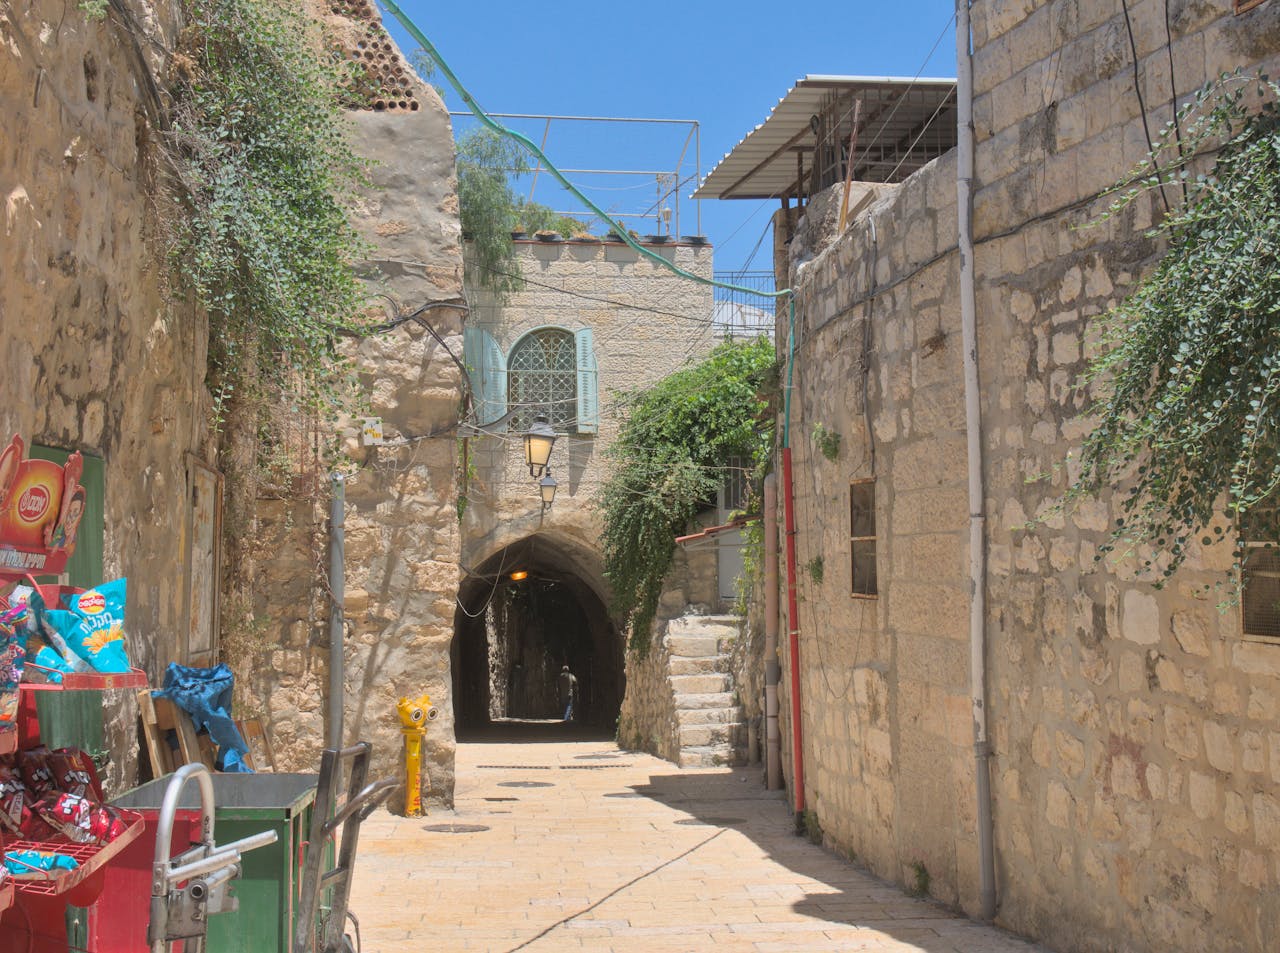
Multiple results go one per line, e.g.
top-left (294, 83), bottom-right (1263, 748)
top-left (451, 533), bottom-right (623, 738)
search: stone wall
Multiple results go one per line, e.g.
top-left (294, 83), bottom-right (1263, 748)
top-left (774, 3), bottom-right (1280, 951)
top-left (247, 8), bottom-right (464, 803)
top-left (1, 0), bottom-right (213, 792)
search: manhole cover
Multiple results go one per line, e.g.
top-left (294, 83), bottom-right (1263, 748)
top-left (423, 823), bottom-right (490, 833)
top-left (498, 781), bottom-right (554, 788)
top-left (675, 817), bottom-right (746, 827)
top-left (484, 797), bottom-right (517, 802)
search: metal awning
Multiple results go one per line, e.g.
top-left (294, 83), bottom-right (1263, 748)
top-left (693, 75), bottom-right (957, 201)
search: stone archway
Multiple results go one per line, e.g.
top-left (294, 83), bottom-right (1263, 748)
top-left (451, 533), bottom-right (623, 736)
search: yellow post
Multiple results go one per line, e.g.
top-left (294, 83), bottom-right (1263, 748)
top-left (396, 693), bottom-right (437, 816)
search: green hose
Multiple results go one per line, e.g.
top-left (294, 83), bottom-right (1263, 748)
top-left (377, 0), bottom-right (798, 447)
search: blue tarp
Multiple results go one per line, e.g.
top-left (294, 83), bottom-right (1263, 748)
top-left (152, 663), bottom-right (253, 773)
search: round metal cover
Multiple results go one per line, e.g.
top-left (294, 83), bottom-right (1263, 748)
top-left (423, 823), bottom-right (491, 833)
top-left (675, 817), bottom-right (745, 827)
top-left (498, 780), bottom-right (554, 788)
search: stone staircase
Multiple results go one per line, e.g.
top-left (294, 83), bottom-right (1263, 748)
top-left (665, 614), bottom-right (745, 768)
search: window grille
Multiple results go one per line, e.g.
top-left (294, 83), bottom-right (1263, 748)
top-left (850, 480), bottom-right (877, 597)
top-left (1243, 543), bottom-right (1280, 641)
top-left (508, 329), bottom-right (577, 432)
top-left (721, 456), bottom-right (751, 512)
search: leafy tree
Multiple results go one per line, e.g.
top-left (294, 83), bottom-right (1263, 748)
top-left (600, 337), bottom-right (776, 652)
top-left (1071, 73), bottom-right (1280, 582)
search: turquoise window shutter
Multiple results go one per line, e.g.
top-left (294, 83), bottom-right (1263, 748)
top-left (463, 326), bottom-right (507, 426)
top-left (575, 328), bottom-right (598, 434)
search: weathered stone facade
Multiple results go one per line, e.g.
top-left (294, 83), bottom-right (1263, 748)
top-left (1, 0), bottom-right (213, 792)
top-left (247, 10), bottom-right (465, 802)
top-left (460, 239), bottom-right (718, 742)
top-left (773, 3), bottom-right (1280, 952)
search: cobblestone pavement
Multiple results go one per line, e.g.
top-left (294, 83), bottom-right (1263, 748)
top-left (348, 732), bottom-right (1047, 953)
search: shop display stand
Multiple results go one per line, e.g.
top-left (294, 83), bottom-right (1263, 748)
top-left (6, 810), bottom-right (145, 896)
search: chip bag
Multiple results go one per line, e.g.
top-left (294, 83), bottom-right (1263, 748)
top-left (48, 578), bottom-right (131, 674)
top-left (0, 625), bottom-right (22, 727)
top-left (0, 760), bottom-right (32, 835)
top-left (4, 849), bottom-right (78, 876)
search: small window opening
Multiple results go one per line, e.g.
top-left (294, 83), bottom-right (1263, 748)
top-left (851, 480), bottom-right (877, 597)
top-left (1243, 541), bottom-right (1280, 641)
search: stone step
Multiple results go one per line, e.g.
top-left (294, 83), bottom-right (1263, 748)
top-left (664, 634), bottom-right (729, 658)
top-left (669, 655), bottom-right (730, 676)
top-left (666, 620), bottom-right (742, 642)
top-left (676, 705), bottom-right (743, 726)
top-left (674, 691), bottom-right (736, 711)
top-left (671, 674), bottom-right (731, 694)
top-left (679, 722), bottom-right (741, 747)
top-left (678, 745), bottom-right (736, 768)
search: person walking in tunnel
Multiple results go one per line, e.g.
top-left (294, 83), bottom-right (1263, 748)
top-left (558, 664), bottom-right (577, 722)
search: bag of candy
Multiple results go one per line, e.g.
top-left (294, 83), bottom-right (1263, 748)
top-left (0, 760), bottom-right (32, 835)
top-left (47, 579), bottom-right (130, 674)
top-left (49, 749), bottom-right (97, 800)
top-left (19, 747), bottom-right (57, 799)
top-left (31, 792), bottom-right (127, 844)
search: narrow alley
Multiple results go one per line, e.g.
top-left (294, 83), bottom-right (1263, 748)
top-left (349, 734), bottom-right (1047, 953)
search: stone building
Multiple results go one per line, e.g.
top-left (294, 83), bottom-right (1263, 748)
top-left (455, 238), bottom-right (716, 736)
top-left (2, 0), bottom-right (213, 791)
top-left (698, 4), bottom-right (1280, 953)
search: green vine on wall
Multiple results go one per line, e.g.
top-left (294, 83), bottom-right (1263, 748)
top-left (166, 0), bottom-right (374, 418)
top-left (1071, 72), bottom-right (1280, 582)
top-left (600, 338), bottom-right (776, 655)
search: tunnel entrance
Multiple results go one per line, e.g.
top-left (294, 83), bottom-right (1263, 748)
top-left (451, 534), bottom-right (623, 739)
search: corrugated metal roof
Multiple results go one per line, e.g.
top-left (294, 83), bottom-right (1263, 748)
top-left (693, 75), bottom-right (958, 201)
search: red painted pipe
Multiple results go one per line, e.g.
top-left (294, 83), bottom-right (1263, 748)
top-left (781, 447), bottom-right (804, 813)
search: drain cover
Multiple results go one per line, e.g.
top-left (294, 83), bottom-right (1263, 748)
top-left (561, 764), bottom-right (629, 770)
top-left (603, 792), bottom-right (643, 798)
top-left (498, 781), bottom-right (554, 788)
top-left (675, 817), bottom-right (746, 827)
top-left (478, 764), bottom-right (552, 770)
top-left (484, 797), bottom-right (517, 802)
top-left (575, 753), bottom-right (622, 760)
top-left (423, 823), bottom-right (490, 833)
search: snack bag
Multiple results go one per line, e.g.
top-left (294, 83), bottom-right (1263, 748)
top-left (4, 849), bottom-right (78, 875)
top-left (25, 589), bottom-right (91, 674)
top-left (0, 760), bottom-right (32, 835)
top-left (0, 625), bottom-right (22, 727)
top-left (26, 646), bottom-right (68, 684)
top-left (19, 747), bottom-right (56, 799)
top-left (53, 579), bottom-right (130, 674)
top-left (32, 792), bottom-right (125, 844)
top-left (49, 749), bottom-right (95, 800)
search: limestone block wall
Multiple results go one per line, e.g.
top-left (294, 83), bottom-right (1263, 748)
top-left (1, 0), bottom-right (212, 791)
top-left (249, 23), bottom-right (464, 802)
top-left (776, 3), bottom-right (1280, 951)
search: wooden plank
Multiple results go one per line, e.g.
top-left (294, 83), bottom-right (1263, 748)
top-left (153, 697), bottom-right (214, 771)
top-left (136, 689), bottom-right (174, 777)
top-left (237, 718), bottom-right (276, 772)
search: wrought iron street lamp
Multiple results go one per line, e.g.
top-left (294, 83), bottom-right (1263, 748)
top-left (524, 414), bottom-right (557, 477)
top-left (540, 469), bottom-right (558, 509)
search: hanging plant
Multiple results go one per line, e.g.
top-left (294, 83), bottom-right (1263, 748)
top-left (1069, 71), bottom-right (1280, 583)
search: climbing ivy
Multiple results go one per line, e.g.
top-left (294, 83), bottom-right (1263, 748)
top-left (165, 0), bottom-right (373, 418)
top-left (1071, 72), bottom-right (1280, 582)
top-left (600, 338), bottom-right (776, 654)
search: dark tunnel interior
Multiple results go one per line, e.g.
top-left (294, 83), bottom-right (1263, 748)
top-left (451, 534), bottom-right (623, 738)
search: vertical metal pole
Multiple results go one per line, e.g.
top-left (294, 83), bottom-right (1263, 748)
top-left (695, 121), bottom-right (702, 234)
top-left (328, 473), bottom-right (346, 750)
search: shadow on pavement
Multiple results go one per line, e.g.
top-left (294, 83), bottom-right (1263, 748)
top-left (457, 717), bottom-right (615, 744)
top-left (628, 764), bottom-right (1042, 953)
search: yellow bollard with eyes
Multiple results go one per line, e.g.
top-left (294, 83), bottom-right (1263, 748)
top-left (396, 693), bottom-right (438, 816)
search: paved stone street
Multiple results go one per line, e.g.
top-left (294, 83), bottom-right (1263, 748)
top-left (348, 731), bottom-right (1047, 953)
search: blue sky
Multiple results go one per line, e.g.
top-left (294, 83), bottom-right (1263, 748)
top-left (380, 1), bottom-right (957, 275)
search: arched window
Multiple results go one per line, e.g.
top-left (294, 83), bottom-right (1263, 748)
top-left (508, 328), bottom-right (577, 432)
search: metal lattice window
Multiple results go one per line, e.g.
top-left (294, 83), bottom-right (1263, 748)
top-left (508, 329), bottom-right (577, 432)
top-left (1243, 543), bottom-right (1280, 641)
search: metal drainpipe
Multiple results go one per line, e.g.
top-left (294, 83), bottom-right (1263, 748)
top-left (956, 0), bottom-right (997, 921)
top-left (763, 473), bottom-right (782, 790)
top-left (328, 472), bottom-right (346, 750)
top-left (782, 445), bottom-right (804, 813)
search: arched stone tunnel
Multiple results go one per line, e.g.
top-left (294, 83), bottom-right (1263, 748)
top-left (451, 533), bottom-right (623, 736)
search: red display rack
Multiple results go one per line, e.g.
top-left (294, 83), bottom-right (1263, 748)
top-left (6, 809), bottom-right (145, 898)
top-left (0, 878), bottom-right (13, 915)
top-left (59, 668), bottom-right (147, 691)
